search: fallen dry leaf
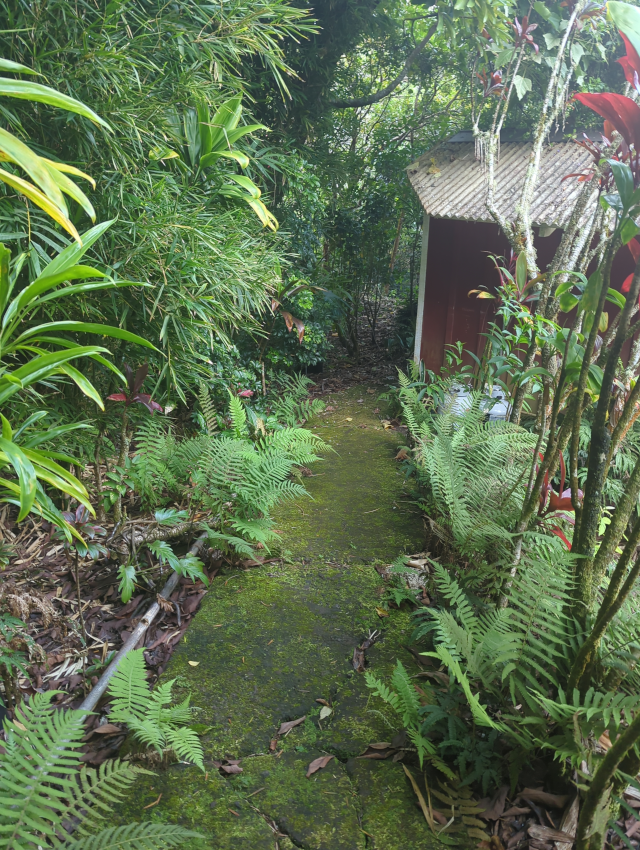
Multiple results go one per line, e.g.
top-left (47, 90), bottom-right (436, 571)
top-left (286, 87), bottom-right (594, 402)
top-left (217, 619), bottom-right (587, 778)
top-left (188, 661), bottom-right (199, 667)
top-left (319, 706), bottom-right (332, 720)
top-left (520, 788), bottom-right (569, 809)
top-left (277, 716), bottom-right (306, 736)
top-left (220, 764), bottom-right (242, 775)
top-left (402, 765), bottom-right (437, 832)
top-left (306, 755), bottom-right (334, 778)
top-left (528, 824), bottom-right (575, 843)
top-left (395, 449), bottom-right (409, 461)
top-left (352, 647), bottom-right (366, 673)
top-left (478, 785), bottom-right (508, 820)
top-left (315, 698), bottom-right (330, 706)
top-left (92, 723), bottom-right (122, 735)
top-left (345, 417), bottom-right (353, 422)
top-left (269, 738), bottom-right (278, 752)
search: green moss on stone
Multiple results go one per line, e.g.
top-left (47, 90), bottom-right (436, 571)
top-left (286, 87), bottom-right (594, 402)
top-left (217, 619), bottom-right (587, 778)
top-left (113, 384), bottom-right (439, 848)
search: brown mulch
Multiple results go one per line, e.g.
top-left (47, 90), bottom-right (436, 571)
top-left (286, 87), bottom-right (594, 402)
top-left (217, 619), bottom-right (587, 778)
top-left (0, 504), bottom-right (271, 764)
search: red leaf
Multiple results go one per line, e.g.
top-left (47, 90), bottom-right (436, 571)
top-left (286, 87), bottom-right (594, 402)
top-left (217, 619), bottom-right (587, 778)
top-left (132, 363), bottom-right (149, 395)
top-left (107, 393), bottom-right (127, 402)
top-left (551, 525), bottom-right (572, 550)
top-left (548, 492), bottom-right (575, 512)
top-left (133, 393), bottom-right (163, 414)
top-left (622, 273), bottom-right (634, 293)
top-left (630, 238), bottom-right (640, 264)
top-left (559, 451), bottom-right (566, 496)
top-left (618, 32), bottom-right (640, 92)
top-left (238, 389), bottom-right (254, 398)
top-left (574, 92), bottom-right (640, 150)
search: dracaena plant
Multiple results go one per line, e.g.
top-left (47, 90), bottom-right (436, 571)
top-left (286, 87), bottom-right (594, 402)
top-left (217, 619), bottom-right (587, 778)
top-left (107, 364), bottom-right (163, 522)
top-left (0, 65), bottom-right (154, 534)
top-left (172, 94), bottom-right (278, 230)
top-left (0, 58), bottom-right (108, 243)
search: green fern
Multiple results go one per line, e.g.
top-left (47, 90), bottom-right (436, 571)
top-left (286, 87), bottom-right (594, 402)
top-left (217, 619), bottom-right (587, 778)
top-left (228, 391), bottom-right (249, 438)
top-left (0, 691), bottom-right (200, 849)
top-left (107, 650), bottom-right (204, 771)
top-left (60, 823), bottom-right (200, 850)
top-left (198, 382), bottom-right (218, 436)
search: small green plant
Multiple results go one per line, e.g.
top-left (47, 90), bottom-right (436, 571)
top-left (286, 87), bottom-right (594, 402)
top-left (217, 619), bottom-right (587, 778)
top-left (0, 614), bottom-right (39, 711)
top-left (106, 649), bottom-right (205, 771)
top-left (0, 690), bottom-right (201, 849)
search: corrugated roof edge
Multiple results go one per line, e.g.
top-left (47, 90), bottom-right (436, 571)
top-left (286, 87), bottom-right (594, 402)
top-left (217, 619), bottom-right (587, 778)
top-left (408, 127), bottom-right (604, 168)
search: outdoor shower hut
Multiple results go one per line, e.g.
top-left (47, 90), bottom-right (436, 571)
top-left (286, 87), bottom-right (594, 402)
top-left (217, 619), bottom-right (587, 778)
top-left (407, 130), bottom-right (636, 372)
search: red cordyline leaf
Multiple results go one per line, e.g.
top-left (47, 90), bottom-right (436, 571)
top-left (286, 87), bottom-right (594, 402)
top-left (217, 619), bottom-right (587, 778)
top-left (618, 32), bottom-right (640, 93)
top-left (621, 239), bottom-right (640, 298)
top-left (107, 393), bottom-right (128, 403)
top-left (574, 92), bottom-right (640, 151)
top-left (238, 389), bottom-right (254, 397)
top-left (132, 392), bottom-right (163, 414)
top-left (551, 525), bottom-right (572, 550)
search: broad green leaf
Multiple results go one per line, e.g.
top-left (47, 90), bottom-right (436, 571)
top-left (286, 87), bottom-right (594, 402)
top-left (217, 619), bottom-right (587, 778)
top-left (621, 217), bottom-right (640, 245)
top-left (610, 160), bottom-right (635, 210)
top-left (225, 173), bottom-right (261, 198)
top-left (42, 157), bottom-right (96, 189)
top-left (0, 345), bottom-right (108, 403)
top-left (246, 198), bottom-right (279, 231)
top-left (13, 321), bottom-right (156, 350)
top-left (513, 75), bottom-right (532, 100)
top-left (200, 150), bottom-right (250, 169)
top-left (0, 167), bottom-right (80, 242)
top-left (197, 102), bottom-right (213, 157)
top-left (580, 268), bottom-right (603, 318)
top-left (559, 292), bottom-right (579, 312)
top-left (0, 436), bottom-right (36, 520)
top-left (609, 2), bottom-right (640, 63)
top-left (607, 288), bottom-right (626, 309)
top-left (0, 59), bottom-right (38, 74)
top-left (208, 95), bottom-right (243, 152)
top-left (41, 160), bottom-right (96, 221)
top-left (58, 363), bottom-right (104, 409)
top-left (599, 311), bottom-right (609, 332)
top-left (515, 252), bottom-right (527, 292)
top-left (35, 219), bottom-right (115, 280)
top-left (0, 78), bottom-right (109, 127)
top-left (225, 124), bottom-right (268, 145)
top-left (0, 242), bottom-right (9, 313)
top-left (6, 266), bottom-right (107, 325)
top-left (0, 126), bottom-right (67, 210)
top-left (534, 1), bottom-right (551, 20)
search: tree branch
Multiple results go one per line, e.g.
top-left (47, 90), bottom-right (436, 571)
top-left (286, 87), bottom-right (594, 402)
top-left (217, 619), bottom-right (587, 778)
top-left (328, 24), bottom-right (436, 109)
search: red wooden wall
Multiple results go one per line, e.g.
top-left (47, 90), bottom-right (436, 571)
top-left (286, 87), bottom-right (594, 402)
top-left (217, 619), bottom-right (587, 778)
top-left (419, 218), bottom-right (637, 373)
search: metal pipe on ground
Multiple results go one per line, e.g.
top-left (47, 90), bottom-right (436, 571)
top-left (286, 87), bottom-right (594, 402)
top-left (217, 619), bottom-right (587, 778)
top-left (79, 532), bottom-right (208, 713)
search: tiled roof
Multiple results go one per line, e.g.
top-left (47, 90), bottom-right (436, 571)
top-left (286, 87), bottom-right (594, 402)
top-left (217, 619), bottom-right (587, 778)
top-left (406, 136), bottom-right (595, 227)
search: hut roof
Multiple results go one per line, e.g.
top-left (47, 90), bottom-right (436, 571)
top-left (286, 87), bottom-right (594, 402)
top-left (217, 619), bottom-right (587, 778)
top-left (406, 131), bottom-right (598, 228)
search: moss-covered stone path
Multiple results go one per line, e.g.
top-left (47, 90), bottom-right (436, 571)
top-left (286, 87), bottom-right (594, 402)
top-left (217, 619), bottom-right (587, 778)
top-left (118, 386), bottom-right (439, 849)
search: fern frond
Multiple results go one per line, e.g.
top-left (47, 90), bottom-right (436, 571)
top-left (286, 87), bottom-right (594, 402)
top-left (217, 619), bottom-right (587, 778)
top-left (198, 382), bottom-right (218, 437)
top-left (107, 650), bottom-right (151, 723)
top-left (0, 692), bottom-right (86, 848)
top-left (59, 822), bottom-right (202, 850)
top-left (227, 392), bottom-right (248, 438)
top-left (165, 726), bottom-right (205, 771)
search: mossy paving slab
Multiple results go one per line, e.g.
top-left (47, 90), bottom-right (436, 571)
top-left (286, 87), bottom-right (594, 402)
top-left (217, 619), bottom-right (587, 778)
top-left (274, 384), bottom-right (423, 563)
top-left (115, 385), bottom-right (442, 848)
